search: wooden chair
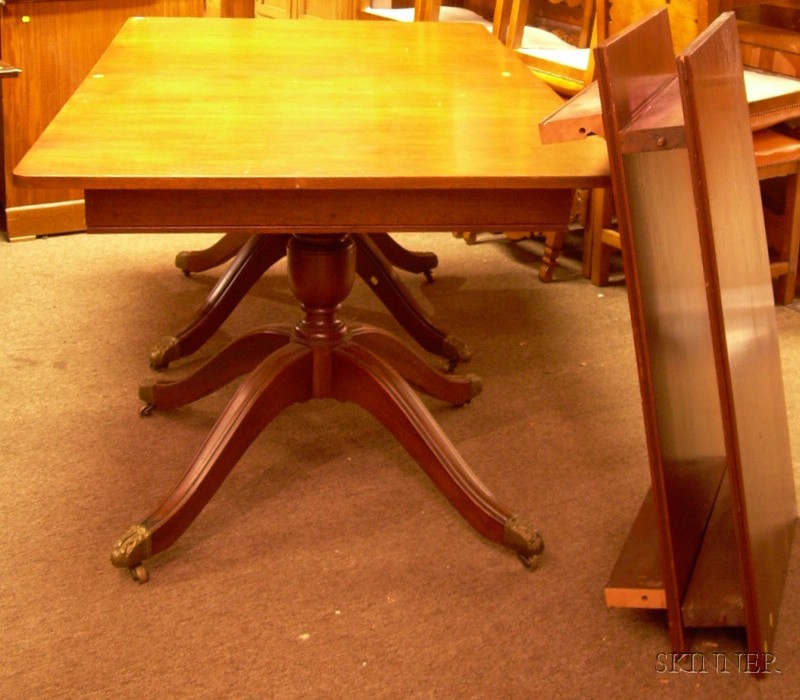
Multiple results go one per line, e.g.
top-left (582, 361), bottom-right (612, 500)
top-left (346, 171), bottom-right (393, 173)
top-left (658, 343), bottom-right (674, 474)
top-left (503, 0), bottom-right (607, 280)
top-left (739, 9), bottom-right (800, 303)
top-left (548, 7), bottom-right (795, 664)
top-left (0, 60), bottom-right (21, 78)
top-left (359, 0), bottom-right (597, 96)
top-left (510, 0), bottom-right (599, 97)
top-left (358, 0), bottom-right (516, 43)
top-left (589, 1), bottom-right (800, 302)
top-left (358, 0), bottom-right (493, 25)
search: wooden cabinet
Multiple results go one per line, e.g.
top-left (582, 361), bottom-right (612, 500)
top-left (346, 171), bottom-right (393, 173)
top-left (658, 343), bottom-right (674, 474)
top-left (255, 0), bottom-right (355, 20)
top-left (0, 0), bottom-right (205, 240)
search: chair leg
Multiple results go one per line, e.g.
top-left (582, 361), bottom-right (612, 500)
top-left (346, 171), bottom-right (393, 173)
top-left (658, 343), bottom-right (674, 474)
top-left (590, 188), bottom-right (616, 287)
top-left (772, 172), bottom-right (800, 305)
top-left (581, 192), bottom-right (595, 280)
top-left (538, 227), bottom-right (568, 283)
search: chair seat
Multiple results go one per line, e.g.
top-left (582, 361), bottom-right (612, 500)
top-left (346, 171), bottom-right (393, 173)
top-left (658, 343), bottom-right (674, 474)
top-left (514, 25), bottom-right (591, 96)
top-left (753, 128), bottom-right (800, 172)
top-left (364, 5), bottom-right (492, 29)
top-left (363, 6), bottom-right (417, 21)
top-left (438, 5), bottom-right (491, 26)
top-left (516, 46), bottom-right (591, 71)
top-left (520, 25), bottom-right (579, 52)
top-left (744, 67), bottom-right (800, 131)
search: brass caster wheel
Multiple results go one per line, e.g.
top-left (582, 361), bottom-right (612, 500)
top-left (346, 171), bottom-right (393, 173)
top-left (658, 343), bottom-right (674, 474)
top-left (517, 552), bottom-right (540, 571)
top-left (130, 564), bottom-right (149, 583)
top-left (441, 336), bottom-right (472, 369)
top-left (139, 404), bottom-right (155, 417)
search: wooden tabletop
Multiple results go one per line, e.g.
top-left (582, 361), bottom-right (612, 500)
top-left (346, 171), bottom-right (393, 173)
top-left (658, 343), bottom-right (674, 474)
top-left (14, 18), bottom-right (608, 193)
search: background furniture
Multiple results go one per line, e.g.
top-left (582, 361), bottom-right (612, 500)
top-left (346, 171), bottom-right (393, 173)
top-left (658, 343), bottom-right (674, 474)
top-left (0, 0), bottom-right (206, 240)
top-left (511, 0), bottom-right (598, 98)
top-left (587, 1), bottom-right (800, 303)
top-left (256, 0), bottom-right (354, 19)
top-left (399, 0), bottom-right (598, 279)
top-left (510, 0), bottom-right (600, 277)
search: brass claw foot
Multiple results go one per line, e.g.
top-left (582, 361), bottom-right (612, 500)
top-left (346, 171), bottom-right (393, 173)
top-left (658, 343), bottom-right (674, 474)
top-left (111, 524), bottom-right (152, 569)
top-left (465, 374), bottom-right (482, 402)
top-left (441, 335), bottom-right (472, 366)
top-left (149, 335), bottom-right (181, 370)
top-left (503, 514), bottom-right (544, 570)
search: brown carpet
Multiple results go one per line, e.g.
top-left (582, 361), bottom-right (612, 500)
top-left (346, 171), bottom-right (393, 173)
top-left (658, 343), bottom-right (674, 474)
top-left (2, 230), bottom-right (799, 698)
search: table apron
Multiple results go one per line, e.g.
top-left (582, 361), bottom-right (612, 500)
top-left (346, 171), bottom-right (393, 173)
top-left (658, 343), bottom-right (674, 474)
top-left (83, 188), bottom-right (576, 234)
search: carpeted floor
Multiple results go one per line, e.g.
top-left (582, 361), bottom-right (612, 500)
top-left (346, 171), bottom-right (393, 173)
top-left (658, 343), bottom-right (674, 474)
top-left (2, 230), bottom-right (799, 698)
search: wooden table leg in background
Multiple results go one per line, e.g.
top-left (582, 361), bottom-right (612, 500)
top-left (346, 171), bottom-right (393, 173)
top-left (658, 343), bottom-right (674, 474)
top-left (150, 233), bottom-right (470, 371)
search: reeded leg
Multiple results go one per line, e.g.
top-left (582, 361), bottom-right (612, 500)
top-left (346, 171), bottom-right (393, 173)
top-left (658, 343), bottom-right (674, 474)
top-left (330, 342), bottom-right (544, 566)
top-left (370, 233), bottom-right (437, 279)
top-left (174, 232), bottom-right (251, 274)
top-left (118, 233), bottom-right (539, 581)
top-left (141, 326), bottom-right (293, 411)
top-left (112, 343), bottom-right (314, 571)
top-left (151, 235), bottom-right (291, 369)
top-left (350, 325), bottom-right (479, 405)
top-left (354, 235), bottom-right (471, 367)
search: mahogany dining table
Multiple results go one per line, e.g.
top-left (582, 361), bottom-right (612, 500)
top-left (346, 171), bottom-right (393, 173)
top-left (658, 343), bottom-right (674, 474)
top-left (14, 17), bottom-right (609, 581)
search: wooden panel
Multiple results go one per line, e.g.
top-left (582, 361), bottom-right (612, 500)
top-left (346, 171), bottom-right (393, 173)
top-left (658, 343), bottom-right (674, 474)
top-left (83, 187), bottom-right (576, 233)
top-left (605, 489), bottom-right (666, 609)
top-left (605, 0), bottom-right (706, 51)
top-left (605, 456), bottom-right (727, 611)
top-left (676, 11), bottom-right (796, 658)
top-left (593, 9), bottom-right (728, 652)
top-left (0, 0), bottom-right (205, 239)
top-left (682, 479), bottom-right (746, 627)
top-left (588, 7), bottom-right (796, 664)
